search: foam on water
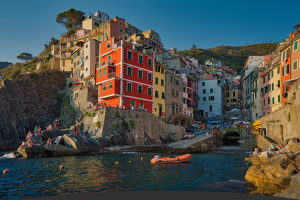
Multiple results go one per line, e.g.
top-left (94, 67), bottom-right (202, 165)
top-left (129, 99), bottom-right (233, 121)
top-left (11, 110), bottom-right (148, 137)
top-left (1, 152), bottom-right (15, 159)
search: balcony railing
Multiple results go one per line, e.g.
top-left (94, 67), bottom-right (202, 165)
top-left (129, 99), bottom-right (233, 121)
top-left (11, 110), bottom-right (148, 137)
top-left (108, 72), bottom-right (120, 79)
top-left (100, 60), bottom-right (113, 67)
top-left (251, 87), bottom-right (257, 92)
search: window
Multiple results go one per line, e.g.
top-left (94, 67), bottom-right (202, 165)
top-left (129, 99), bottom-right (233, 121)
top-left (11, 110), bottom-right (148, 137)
top-left (98, 36), bottom-right (101, 41)
top-left (71, 59), bottom-right (73, 64)
top-left (176, 80), bottom-right (179, 85)
top-left (127, 82), bottom-right (132, 92)
top-left (227, 92), bottom-right (229, 97)
top-left (138, 70), bottom-right (143, 79)
top-left (264, 99), bottom-right (265, 106)
top-left (155, 91), bottom-right (158, 97)
top-left (127, 51), bottom-right (132, 60)
top-left (209, 96), bottom-right (214, 101)
top-left (277, 66), bottom-right (280, 74)
top-left (233, 91), bottom-right (236, 97)
top-left (286, 64), bottom-right (289, 74)
top-left (263, 76), bottom-right (265, 84)
top-left (148, 73), bottom-right (152, 81)
top-left (172, 88), bottom-right (175, 95)
top-left (161, 68), bottom-right (164, 74)
top-left (294, 40), bottom-right (298, 51)
top-left (148, 58), bottom-right (152, 67)
top-left (104, 67), bottom-right (107, 75)
top-left (278, 95), bottom-right (280, 103)
top-left (203, 97), bottom-right (206, 101)
top-left (272, 97), bottom-right (274, 104)
top-left (227, 85), bottom-right (230, 90)
top-left (278, 80), bottom-right (280, 88)
top-left (176, 90), bottom-right (178, 97)
top-left (85, 55), bottom-right (88, 60)
top-left (138, 85), bottom-right (142, 94)
top-left (268, 74), bottom-right (270, 80)
top-left (98, 69), bottom-right (101, 77)
top-left (155, 78), bottom-right (158, 84)
top-left (161, 79), bottom-right (164, 86)
top-left (105, 24), bottom-right (107, 29)
top-left (105, 33), bottom-right (107, 38)
top-left (62, 60), bottom-right (65, 67)
top-left (120, 29), bottom-right (123, 33)
top-left (148, 88), bottom-right (152, 96)
top-left (127, 66), bottom-right (132, 76)
top-left (210, 88), bottom-right (213, 93)
top-left (172, 104), bottom-right (175, 114)
top-left (202, 82), bottom-right (205, 86)
top-left (103, 83), bottom-right (106, 91)
top-left (138, 55), bottom-right (143, 64)
top-left (268, 97), bottom-right (270, 104)
top-left (209, 106), bottom-right (212, 112)
top-left (272, 83), bottom-right (274, 91)
top-left (203, 89), bottom-right (206, 94)
top-left (162, 92), bottom-right (165, 99)
top-left (171, 76), bottom-right (175, 83)
top-left (120, 22), bottom-right (123, 25)
top-left (107, 41), bottom-right (110, 49)
top-left (108, 81), bottom-right (112, 89)
top-left (282, 66), bottom-right (285, 76)
top-left (293, 60), bottom-right (298, 70)
top-left (183, 87), bottom-right (186, 93)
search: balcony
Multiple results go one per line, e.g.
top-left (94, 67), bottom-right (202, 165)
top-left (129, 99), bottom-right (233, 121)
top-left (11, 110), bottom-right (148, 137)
top-left (238, 94), bottom-right (243, 99)
top-left (108, 72), bottom-right (120, 79)
top-left (100, 60), bottom-right (114, 67)
top-left (251, 87), bottom-right (257, 92)
top-left (60, 54), bottom-right (70, 59)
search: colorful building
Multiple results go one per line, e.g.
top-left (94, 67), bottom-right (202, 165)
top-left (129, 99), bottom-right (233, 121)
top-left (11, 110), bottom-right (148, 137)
top-left (269, 51), bottom-right (282, 112)
top-left (95, 38), bottom-right (154, 111)
top-left (153, 62), bottom-right (167, 121)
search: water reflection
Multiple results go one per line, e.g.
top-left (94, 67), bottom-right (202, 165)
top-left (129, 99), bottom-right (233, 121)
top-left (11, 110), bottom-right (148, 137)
top-left (0, 152), bottom-right (251, 199)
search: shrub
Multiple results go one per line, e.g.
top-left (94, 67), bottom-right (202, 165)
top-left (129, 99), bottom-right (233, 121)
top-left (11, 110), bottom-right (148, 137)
top-left (129, 120), bottom-right (136, 128)
top-left (95, 121), bottom-right (101, 128)
top-left (122, 120), bottom-right (128, 126)
top-left (112, 123), bottom-right (119, 128)
top-left (30, 71), bottom-right (38, 80)
top-left (7, 69), bottom-right (21, 80)
top-left (84, 112), bottom-right (88, 116)
top-left (106, 114), bottom-right (110, 117)
top-left (91, 112), bottom-right (96, 117)
top-left (87, 112), bottom-right (91, 117)
top-left (115, 111), bottom-right (120, 118)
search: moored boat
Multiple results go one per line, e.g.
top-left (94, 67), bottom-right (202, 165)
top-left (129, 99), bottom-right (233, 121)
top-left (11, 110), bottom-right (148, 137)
top-left (151, 154), bottom-right (192, 164)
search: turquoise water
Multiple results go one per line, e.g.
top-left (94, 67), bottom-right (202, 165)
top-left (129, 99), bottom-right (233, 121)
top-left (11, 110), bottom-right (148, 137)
top-left (0, 151), bottom-right (252, 199)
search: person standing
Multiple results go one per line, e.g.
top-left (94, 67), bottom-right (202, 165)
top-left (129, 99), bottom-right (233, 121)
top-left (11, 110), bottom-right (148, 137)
top-left (82, 130), bottom-right (88, 142)
top-left (54, 119), bottom-right (58, 129)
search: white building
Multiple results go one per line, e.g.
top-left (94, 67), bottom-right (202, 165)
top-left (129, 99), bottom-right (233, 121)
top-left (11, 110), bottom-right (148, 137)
top-left (198, 73), bottom-right (225, 119)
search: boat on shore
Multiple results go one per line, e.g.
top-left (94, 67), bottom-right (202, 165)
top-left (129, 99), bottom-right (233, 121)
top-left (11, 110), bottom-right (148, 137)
top-left (151, 154), bottom-right (192, 164)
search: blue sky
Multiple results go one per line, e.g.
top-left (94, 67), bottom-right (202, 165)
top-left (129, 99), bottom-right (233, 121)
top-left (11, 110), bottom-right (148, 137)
top-left (1, 0), bottom-right (300, 64)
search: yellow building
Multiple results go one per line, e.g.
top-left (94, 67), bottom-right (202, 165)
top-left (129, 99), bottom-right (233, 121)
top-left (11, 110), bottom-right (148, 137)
top-left (153, 62), bottom-right (167, 121)
top-left (269, 52), bottom-right (282, 112)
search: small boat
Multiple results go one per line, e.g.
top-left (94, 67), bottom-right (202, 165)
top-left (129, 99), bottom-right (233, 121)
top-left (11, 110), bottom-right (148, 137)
top-left (183, 134), bottom-right (195, 139)
top-left (151, 154), bottom-right (192, 164)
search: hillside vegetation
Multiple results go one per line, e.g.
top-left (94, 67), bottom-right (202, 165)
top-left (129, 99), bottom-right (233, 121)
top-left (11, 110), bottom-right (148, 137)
top-left (181, 43), bottom-right (278, 72)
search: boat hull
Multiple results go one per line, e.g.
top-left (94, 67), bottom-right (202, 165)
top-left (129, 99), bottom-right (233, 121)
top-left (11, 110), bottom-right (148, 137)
top-left (151, 154), bottom-right (192, 164)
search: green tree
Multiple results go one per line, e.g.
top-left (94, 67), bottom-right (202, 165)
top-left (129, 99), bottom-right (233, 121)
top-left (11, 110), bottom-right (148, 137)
top-left (192, 44), bottom-right (197, 49)
top-left (17, 52), bottom-right (33, 73)
top-left (56, 8), bottom-right (85, 30)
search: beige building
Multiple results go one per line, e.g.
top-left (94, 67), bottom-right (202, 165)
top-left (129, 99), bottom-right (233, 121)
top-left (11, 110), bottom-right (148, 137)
top-left (269, 52), bottom-right (282, 112)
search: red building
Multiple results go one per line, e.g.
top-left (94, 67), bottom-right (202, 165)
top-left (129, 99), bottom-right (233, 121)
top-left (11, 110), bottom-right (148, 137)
top-left (96, 37), bottom-right (154, 112)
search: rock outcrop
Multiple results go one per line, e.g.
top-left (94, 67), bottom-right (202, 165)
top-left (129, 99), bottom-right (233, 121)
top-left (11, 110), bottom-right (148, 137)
top-left (0, 70), bottom-right (70, 151)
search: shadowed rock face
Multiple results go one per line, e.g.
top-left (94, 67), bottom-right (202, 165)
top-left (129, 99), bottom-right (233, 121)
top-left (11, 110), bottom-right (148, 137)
top-left (0, 70), bottom-right (70, 151)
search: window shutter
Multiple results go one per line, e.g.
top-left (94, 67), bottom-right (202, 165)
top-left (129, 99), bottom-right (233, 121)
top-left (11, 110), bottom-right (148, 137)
top-left (286, 64), bottom-right (289, 74)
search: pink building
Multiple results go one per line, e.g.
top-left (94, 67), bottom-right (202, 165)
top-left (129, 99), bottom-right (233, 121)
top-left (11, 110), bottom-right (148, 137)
top-left (260, 72), bottom-right (270, 115)
top-left (222, 65), bottom-right (237, 76)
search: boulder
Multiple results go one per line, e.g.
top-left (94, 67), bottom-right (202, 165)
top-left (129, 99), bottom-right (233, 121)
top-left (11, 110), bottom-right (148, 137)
top-left (285, 140), bottom-right (300, 153)
top-left (274, 173), bottom-right (300, 198)
top-left (245, 153), bottom-right (298, 187)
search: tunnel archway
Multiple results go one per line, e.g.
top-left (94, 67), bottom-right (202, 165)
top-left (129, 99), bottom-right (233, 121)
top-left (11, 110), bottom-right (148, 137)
top-left (223, 131), bottom-right (240, 146)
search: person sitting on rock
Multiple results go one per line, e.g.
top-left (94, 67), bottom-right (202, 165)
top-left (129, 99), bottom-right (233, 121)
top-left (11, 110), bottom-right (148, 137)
top-left (73, 125), bottom-right (76, 135)
top-left (249, 147), bottom-right (260, 157)
top-left (293, 138), bottom-right (299, 143)
top-left (47, 138), bottom-right (52, 148)
top-left (27, 139), bottom-right (34, 147)
top-left (269, 142), bottom-right (277, 151)
top-left (277, 142), bottom-right (283, 150)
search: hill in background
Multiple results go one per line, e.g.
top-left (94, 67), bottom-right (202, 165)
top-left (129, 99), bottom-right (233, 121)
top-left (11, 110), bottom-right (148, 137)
top-left (181, 43), bottom-right (278, 72)
top-left (0, 62), bottom-right (13, 70)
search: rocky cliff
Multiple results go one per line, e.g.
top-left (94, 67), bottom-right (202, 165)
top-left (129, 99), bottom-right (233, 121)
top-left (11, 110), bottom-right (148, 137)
top-left (0, 70), bottom-right (70, 151)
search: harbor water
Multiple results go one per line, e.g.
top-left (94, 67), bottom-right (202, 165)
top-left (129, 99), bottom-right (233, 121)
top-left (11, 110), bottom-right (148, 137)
top-left (0, 150), bottom-right (252, 199)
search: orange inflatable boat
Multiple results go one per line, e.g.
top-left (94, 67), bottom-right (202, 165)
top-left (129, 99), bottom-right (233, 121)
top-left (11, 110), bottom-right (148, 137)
top-left (151, 154), bottom-right (192, 164)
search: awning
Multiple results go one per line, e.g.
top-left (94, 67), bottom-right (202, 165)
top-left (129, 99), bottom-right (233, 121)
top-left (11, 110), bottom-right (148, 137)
top-left (282, 78), bottom-right (299, 87)
top-left (74, 82), bottom-right (83, 85)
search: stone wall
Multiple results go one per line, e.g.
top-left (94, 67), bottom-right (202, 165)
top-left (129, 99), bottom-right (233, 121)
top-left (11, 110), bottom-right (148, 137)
top-left (257, 78), bottom-right (300, 147)
top-left (82, 107), bottom-right (186, 145)
top-left (239, 128), bottom-right (257, 150)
